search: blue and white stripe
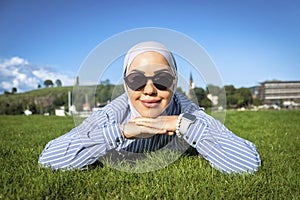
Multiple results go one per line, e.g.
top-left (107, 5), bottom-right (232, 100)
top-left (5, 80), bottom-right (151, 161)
top-left (38, 92), bottom-right (261, 173)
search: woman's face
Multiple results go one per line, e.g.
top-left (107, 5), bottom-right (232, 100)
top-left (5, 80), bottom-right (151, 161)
top-left (126, 51), bottom-right (175, 118)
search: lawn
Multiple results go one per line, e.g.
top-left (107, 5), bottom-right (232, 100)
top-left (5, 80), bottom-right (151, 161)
top-left (0, 110), bottom-right (299, 199)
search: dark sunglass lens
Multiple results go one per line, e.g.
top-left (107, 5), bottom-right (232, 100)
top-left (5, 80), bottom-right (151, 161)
top-left (154, 84), bottom-right (168, 90)
top-left (153, 73), bottom-right (174, 90)
top-left (125, 73), bottom-right (147, 91)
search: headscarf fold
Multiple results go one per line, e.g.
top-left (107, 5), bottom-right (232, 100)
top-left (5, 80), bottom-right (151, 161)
top-left (123, 41), bottom-right (178, 118)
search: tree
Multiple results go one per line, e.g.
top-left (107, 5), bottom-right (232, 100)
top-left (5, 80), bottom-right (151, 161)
top-left (176, 87), bottom-right (185, 95)
top-left (227, 94), bottom-right (238, 108)
top-left (53, 93), bottom-right (67, 107)
top-left (99, 86), bottom-right (111, 103)
top-left (200, 97), bottom-right (212, 108)
top-left (55, 79), bottom-right (62, 87)
top-left (100, 79), bottom-right (110, 85)
top-left (205, 84), bottom-right (227, 107)
top-left (236, 87), bottom-right (252, 107)
top-left (194, 87), bottom-right (212, 109)
top-left (226, 87), bottom-right (253, 108)
top-left (206, 84), bottom-right (221, 96)
top-left (225, 85), bottom-right (237, 108)
top-left (224, 85), bottom-right (236, 96)
top-left (252, 98), bottom-right (262, 106)
top-left (11, 87), bottom-right (17, 94)
top-left (4, 90), bottom-right (11, 95)
top-left (44, 80), bottom-right (54, 88)
top-left (194, 87), bottom-right (206, 102)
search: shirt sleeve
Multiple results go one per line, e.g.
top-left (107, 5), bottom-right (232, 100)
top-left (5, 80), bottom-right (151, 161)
top-left (38, 110), bottom-right (124, 170)
top-left (183, 110), bottom-right (261, 173)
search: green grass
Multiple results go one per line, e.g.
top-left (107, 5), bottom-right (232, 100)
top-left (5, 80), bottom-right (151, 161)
top-left (0, 111), bottom-right (299, 199)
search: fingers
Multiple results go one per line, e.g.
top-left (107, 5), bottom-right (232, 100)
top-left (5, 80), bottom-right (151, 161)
top-left (142, 126), bottom-right (167, 134)
top-left (132, 120), bottom-right (156, 128)
top-left (130, 117), bottom-right (155, 123)
top-left (131, 116), bottom-right (177, 132)
top-left (134, 121), bottom-right (154, 127)
top-left (122, 122), bottom-right (168, 140)
top-left (131, 117), bottom-right (167, 128)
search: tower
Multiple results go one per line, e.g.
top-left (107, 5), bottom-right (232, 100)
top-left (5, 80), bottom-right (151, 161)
top-left (74, 76), bottom-right (79, 86)
top-left (189, 72), bottom-right (195, 90)
top-left (188, 72), bottom-right (195, 99)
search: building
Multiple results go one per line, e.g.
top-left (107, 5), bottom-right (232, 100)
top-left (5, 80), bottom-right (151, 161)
top-left (258, 80), bottom-right (300, 108)
top-left (207, 93), bottom-right (219, 106)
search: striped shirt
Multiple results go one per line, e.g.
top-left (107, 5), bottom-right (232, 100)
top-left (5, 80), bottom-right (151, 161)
top-left (38, 92), bottom-right (261, 173)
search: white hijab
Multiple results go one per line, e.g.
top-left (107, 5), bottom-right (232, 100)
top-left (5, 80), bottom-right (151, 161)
top-left (123, 41), bottom-right (178, 117)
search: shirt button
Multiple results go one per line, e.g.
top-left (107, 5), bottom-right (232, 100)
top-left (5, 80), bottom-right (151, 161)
top-left (109, 143), bottom-right (113, 146)
top-left (192, 141), bottom-right (196, 145)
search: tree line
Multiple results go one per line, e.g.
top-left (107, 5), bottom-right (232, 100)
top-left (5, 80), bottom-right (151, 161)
top-left (0, 80), bottom-right (260, 115)
top-left (192, 84), bottom-right (261, 109)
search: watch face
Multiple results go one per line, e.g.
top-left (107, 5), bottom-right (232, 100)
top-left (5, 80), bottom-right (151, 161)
top-left (183, 113), bottom-right (196, 121)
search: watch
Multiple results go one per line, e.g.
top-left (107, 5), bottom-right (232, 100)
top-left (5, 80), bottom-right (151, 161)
top-left (179, 113), bottom-right (196, 135)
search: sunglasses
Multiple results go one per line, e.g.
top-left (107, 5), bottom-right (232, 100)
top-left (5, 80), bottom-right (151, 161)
top-left (124, 71), bottom-right (175, 91)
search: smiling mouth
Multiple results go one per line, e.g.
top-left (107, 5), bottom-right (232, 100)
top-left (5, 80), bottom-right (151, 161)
top-left (140, 99), bottom-right (161, 108)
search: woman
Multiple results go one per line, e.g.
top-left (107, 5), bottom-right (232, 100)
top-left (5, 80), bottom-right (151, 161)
top-left (38, 41), bottom-right (261, 173)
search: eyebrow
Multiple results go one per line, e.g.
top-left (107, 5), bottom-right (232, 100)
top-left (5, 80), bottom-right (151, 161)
top-left (129, 69), bottom-right (171, 75)
top-left (154, 69), bottom-right (171, 74)
top-left (130, 69), bottom-right (145, 74)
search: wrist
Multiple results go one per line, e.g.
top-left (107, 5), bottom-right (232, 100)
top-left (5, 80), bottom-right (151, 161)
top-left (175, 114), bottom-right (183, 137)
top-left (176, 113), bottom-right (196, 138)
top-left (119, 124), bottom-right (127, 139)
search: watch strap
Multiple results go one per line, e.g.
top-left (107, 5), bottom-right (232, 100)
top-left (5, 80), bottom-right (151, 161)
top-left (179, 113), bottom-right (196, 136)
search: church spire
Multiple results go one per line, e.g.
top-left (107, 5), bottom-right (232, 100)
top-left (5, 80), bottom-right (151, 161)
top-left (188, 72), bottom-right (195, 99)
top-left (189, 72), bottom-right (194, 89)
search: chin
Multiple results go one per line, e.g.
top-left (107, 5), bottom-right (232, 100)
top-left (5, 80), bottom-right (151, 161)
top-left (139, 109), bottom-right (163, 118)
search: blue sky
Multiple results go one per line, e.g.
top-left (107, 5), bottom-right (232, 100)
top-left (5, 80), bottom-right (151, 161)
top-left (0, 0), bottom-right (299, 93)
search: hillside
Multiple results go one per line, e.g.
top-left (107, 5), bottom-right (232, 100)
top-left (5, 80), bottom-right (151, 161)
top-left (0, 84), bottom-right (125, 115)
top-left (0, 86), bottom-right (73, 115)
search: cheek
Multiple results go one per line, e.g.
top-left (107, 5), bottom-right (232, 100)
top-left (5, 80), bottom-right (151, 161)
top-left (160, 91), bottom-right (173, 104)
top-left (127, 89), bottom-right (140, 102)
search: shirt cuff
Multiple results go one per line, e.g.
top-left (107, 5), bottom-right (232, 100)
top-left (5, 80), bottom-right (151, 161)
top-left (102, 123), bottom-right (124, 150)
top-left (182, 119), bottom-right (219, 157)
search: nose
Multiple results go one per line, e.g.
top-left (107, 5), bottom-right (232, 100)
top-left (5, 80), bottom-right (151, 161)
top-left (143, 80), bottom-right (157, 96)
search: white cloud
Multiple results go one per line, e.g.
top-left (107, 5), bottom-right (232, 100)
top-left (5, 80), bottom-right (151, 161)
top-left (10, 57), bottom-right (29, 65)
top-left (33, 69), bottom-right (57, 83)
top-left (32, 68), bottom-right (74, 86)
top-left (1, 56), bottom-right (29, 67)
top-left (1, 81), bottom-right (13, 90)
top-left (0, 57), bottom-right (75, 93)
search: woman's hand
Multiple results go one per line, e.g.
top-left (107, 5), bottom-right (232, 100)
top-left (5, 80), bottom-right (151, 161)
top-left (120, 122), bottom-right (173, 139)
top-left (120, 116), bottom-right (178, 139)
top-left (130, 115), bottom-right (178, 133)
